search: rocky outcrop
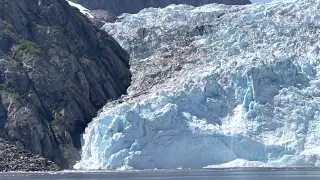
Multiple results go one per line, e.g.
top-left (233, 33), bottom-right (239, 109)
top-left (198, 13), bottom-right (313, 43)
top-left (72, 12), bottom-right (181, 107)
top-left (0, 0), bottom-right (131, 170)
top-left (90, 10), bottom-right (118, 27)
top-left (70, 0), bottom-right (251, 15)
top-left (0, 139), bottom-right (59, 171)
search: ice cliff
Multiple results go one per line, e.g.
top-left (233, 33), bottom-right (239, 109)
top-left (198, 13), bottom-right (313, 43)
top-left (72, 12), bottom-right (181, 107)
top-left (75, 0), bottom-right (320, 170)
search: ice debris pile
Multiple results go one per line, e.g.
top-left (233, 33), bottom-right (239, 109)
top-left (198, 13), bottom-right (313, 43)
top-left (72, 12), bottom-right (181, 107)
top-left (75, 0), bottom-right (320, 170)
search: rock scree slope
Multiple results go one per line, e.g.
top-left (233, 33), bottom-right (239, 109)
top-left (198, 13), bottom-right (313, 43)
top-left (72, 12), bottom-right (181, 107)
top-left (0, 139), bottom-right (59, 171)
top-left (0, 0), bottom-right (131, 170)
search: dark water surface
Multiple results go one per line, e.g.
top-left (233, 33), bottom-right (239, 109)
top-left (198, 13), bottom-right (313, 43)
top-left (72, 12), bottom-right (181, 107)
top-left (1, 168), bottom-right (320, 180)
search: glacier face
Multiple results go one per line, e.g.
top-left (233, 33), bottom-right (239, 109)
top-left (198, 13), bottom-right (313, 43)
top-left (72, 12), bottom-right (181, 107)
top-left (75, 0), bottom-right (320, 170)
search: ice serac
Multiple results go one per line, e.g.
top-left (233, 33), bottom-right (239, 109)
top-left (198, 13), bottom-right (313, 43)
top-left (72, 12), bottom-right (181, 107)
top-left (69, 0), bottom-right (251, 15)
top-left (75, 0), bottom-right (320, 170)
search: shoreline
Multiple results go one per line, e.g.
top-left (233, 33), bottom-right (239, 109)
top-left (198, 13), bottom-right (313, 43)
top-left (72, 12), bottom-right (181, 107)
top-left (2, 167), bottom-right (320, 173)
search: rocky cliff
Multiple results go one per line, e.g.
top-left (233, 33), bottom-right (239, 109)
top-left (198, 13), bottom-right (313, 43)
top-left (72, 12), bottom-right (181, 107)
top-left (0, 0), bottom-right (131, 170)
top-left (69, 0), bottom-right (251, 15)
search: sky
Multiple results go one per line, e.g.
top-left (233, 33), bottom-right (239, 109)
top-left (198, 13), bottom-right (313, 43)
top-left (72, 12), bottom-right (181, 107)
top-left (251, 0), bottom-right (272, 2)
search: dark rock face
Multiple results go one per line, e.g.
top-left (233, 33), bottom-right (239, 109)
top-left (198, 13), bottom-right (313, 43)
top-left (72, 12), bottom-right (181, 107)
top-left (70, 0), bottom-right (251, 15)
top-left (0, 0), bottom-right (131, 170)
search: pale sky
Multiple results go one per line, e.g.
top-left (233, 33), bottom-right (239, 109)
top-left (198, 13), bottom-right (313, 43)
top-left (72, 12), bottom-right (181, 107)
top-left (251, 0), bottom-right (272, 2)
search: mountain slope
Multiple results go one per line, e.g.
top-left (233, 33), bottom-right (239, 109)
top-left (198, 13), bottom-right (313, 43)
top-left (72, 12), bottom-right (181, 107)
top-left (0, 0), bottom-right (131, 169)
top-left (75, 0), bottom-right (320, 170)
top-left (69, 0), bottom-right (251, 15)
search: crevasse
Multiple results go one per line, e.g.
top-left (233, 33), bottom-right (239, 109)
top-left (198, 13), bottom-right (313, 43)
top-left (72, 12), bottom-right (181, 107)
top-left (74, 0), bottom-right (320, 170)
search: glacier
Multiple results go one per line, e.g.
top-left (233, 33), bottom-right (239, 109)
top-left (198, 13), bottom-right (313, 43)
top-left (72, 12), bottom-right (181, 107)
top-left (74, 0), bottom-right (320, 170)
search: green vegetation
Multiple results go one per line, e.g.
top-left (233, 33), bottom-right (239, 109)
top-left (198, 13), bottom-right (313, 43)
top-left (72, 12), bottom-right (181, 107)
top-left (14, 40), bottom-right (42, 65)
top-left (0, 82), bottom-right (10, 92)
top-left (52, 110), bottom-right (64, 126)
top-left (0, 82), bottom-right (22, 101)
top-left (18, 40), bottom-right (42, 55)
top-left (5, 23), bottom-right (14, 33)
top-left (12, 92), bottom-right (22, 101)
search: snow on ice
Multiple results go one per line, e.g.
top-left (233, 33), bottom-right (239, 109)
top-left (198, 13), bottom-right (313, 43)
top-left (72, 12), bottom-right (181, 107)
top-left (67, 1), bottom-right (94, 18)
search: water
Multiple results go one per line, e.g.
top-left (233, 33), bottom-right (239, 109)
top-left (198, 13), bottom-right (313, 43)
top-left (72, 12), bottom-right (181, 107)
top-left (1, 168), bottom-right (320, 180)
